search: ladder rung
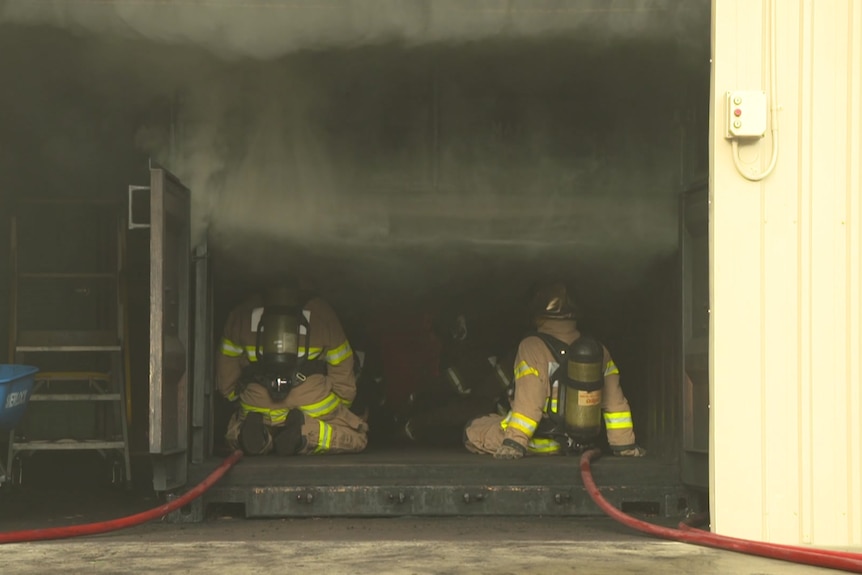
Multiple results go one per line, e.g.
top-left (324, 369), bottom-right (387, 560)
top-left (17, 345), bottom-right (121, 352)
top-left (36, 372), bottom-right (111, 382)
top-left (30, 394), bottom-right (121, 402)
top-left (11, 440), bottom-right (127, 451)
top-left (19, 273), bottom-right (117, 280)
top-left (16, 330), bottom-right (120, 351)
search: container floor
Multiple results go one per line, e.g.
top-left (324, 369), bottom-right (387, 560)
top-left (184, 446), bottom-right (697, 520)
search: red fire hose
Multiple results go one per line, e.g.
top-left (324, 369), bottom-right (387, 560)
top-left (580, 449), bottom-right (862, 573)
top-left (0, 450), bottom-right (243, 544)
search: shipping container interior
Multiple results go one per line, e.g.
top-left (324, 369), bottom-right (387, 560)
top-left (0, 1), bottom-right (710, 506)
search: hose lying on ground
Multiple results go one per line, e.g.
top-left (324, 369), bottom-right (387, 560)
top-left (0, 450), bottom-right (244, 544)
top-left (580, 448), bottom-right (862, 574)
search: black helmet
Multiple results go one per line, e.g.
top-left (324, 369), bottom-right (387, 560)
top-left (527, 281), bottom-right (580, 324)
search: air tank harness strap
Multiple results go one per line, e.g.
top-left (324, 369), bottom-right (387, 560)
top-left (294, 357), bottom-right (327, 383)
top-left (532, 332), bottom-right (570, 363)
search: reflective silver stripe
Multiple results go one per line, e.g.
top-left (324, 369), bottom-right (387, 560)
top-left (315, 420), bottom-right (333, 453)
top-left (221, 338), bottom-right (243, 357)
top-left (527, 437), bottom-right (561, 454)
top-left (507, 412), bottom-right (538, 435)
top-left (299, 346), bottom-right (323, 359)
top-left (515, 360), bottom-right (539, 380)
top-left (604, 411), bottom-right (633, 429)
top-left (325, 341), bottom-right (353, 366)
top-left (300, 392), bottom-right (341, 419)
top-left (240, 402), bottom-right (289, 424)
top-left (246, 346), bottom-right (322, 361)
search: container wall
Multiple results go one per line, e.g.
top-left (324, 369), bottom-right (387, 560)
top-left (711, 0), bottom-right (862, 546)
top-left (0, 2), bottom-right (711, 486)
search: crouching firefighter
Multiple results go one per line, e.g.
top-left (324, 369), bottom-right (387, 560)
top-left (217, 285), bottom-right (368, 456)
top-left (463, 281), bottom-right (646, 459)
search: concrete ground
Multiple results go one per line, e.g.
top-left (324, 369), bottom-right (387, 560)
top-left (0, 454), bottom-right (852, 574)
top-left (0, 493), bottom-right (848, 574)
top-left (0, 517), bottom-right (849, 575)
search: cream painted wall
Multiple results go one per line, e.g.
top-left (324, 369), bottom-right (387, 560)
top-left (711, 0), bottom-right (862, 546)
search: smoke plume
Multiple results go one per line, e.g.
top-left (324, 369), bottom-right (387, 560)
top-left (1, 0), bottom-right (705, 60)
top-left (0, 0), bottom-right (710, 309)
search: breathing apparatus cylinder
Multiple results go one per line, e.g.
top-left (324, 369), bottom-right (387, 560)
top-left (545, 335), bottom-right (604, 444)
top-left (561, 336), bottom-right (604, 441)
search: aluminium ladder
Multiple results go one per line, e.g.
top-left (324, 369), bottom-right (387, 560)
top-left (5, 198), bottom-right (132, 488)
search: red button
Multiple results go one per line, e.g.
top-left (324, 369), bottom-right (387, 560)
top-left (734, 108), bottom-right (742, 117)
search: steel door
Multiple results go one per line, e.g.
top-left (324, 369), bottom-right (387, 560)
top-left (148, 160), bottom-right (191, 492)
top-left (680, 185), bottom-right (709, 489)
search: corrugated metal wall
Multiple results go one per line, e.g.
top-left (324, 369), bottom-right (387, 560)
top-left (711, 0), bottom-right (862, 546)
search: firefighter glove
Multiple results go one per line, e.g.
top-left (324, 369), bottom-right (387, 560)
top-left (613, 445), bottom-right (647, 457)
top-left (494, 438), bottom-right (527, 460)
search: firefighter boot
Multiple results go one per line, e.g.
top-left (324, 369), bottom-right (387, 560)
top-left (239, 412), bottom-right (270, 456)
top-left (274, 409), bottom-right (305, 456)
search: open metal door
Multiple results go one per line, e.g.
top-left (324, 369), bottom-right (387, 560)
top-left (680, 184), bottom-right (709, 489)
top-left (148, 160), bottom-right (192, 492)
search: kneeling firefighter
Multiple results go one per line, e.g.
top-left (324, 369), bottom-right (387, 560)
top-left (463, 281), bottom-right (646, 459)
top-left (217, 285), bottom-right (368, 456)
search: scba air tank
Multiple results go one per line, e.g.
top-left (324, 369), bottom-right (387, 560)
top-left (561, 336), bottom-right (604, 441)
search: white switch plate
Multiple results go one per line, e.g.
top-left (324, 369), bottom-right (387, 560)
top-left (726, 91), bottom-right (768, 139)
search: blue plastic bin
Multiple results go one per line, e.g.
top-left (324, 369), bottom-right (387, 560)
top-left (0, 364), bottom-right (39, 431)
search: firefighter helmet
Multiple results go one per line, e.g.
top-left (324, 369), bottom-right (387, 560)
top-left (527, 281), bottom-right (580, 325)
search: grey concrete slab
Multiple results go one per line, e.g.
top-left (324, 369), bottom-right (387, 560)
top-left (0, 517), bottom-right (847, 575)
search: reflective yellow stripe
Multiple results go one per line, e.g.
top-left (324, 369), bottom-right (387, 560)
top-left (240, 402), bottom-right (289, 425)
top-left (314, 420), bottom-right (333, 453)
top-left (604, 360), bottom-right (620, 376)
top-left (544, 398), bottom-right (558, 414)
top-left (514, 360), bottom-right (539, 380)
top-left (528, 437), bottom-right (562, 454)
top-left (325, 341), bottom-right (353, 366)
top-left (506, 412), bottom-right (538, 436)
top-left (246, 346), bottom-right (322, 362)
top-left (242, 393), bottom-right (341, 424)
top-left (226, 390), bottom-right (238, 401)
top-left (221, 338), bottom-right (243, 357)
top-left (300, 392), bottom-right (341, 418)
top-left (339, 396), bottom-right (353, 408)
top-left (604, 411), bottom-right (633, 430)
top-left (300, 346), bottom-right (323, 360)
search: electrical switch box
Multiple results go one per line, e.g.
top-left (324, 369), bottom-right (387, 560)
top-left (725, 91), bottom-right (767, 139)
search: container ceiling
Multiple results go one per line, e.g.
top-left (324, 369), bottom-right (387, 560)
top-left (0, 0), bottom-right (710, 311)
top-left (1, 0), bottom-right (709, 60)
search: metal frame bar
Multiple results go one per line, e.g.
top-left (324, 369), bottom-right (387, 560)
top-left (680, 184), bottom-right (709, 490)
top-left (128, 185), bottom-right (151, 230)
top-left (191, 243), bottom-right (211, 464)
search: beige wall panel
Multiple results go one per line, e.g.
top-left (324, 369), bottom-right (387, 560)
top-left (711, 0), bottom-right (862, 546)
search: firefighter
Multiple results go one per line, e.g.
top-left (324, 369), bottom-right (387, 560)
top-left (216, 284), bottom-right (368, 456)
top-left (463, 281), bottom-right (646, 459)
top-left (363, 297), bottom-right (512, 447)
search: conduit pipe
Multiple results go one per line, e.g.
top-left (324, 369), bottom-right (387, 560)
top-left (0, 450), bottom-right (243, 544)
top-left (580, 449), bottom-right (862, 573)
